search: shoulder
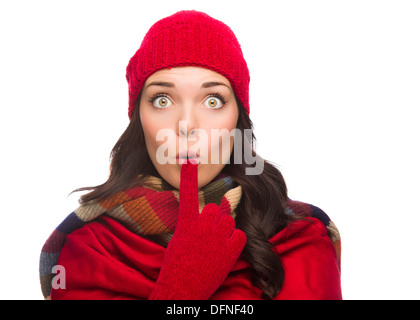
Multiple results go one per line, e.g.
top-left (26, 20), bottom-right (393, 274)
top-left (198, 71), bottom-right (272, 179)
top-left (286, 198), bottom-right (333, 228)
top-left (270, 216), bottom-right (343, 299)
top-left (268, 199), bottom-right (342, 299)
top-left (285, 198), bottom-right (340, 245)
top-left (274, 198), bottom-right (341, 271)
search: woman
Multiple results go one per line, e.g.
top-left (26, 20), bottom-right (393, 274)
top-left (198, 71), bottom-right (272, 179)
top-left (39, 9), bottom-right (342, 300)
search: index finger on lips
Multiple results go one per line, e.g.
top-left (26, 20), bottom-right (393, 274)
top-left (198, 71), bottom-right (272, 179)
top-left (179, 159), bottom-right (199, 223)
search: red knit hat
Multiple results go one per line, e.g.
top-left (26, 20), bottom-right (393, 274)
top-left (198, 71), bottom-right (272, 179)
top-left (126, 10), bottom-right (250, 120)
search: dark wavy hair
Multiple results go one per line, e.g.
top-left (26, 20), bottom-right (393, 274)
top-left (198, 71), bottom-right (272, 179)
top-left (69, 89), bottom-right (297, 299)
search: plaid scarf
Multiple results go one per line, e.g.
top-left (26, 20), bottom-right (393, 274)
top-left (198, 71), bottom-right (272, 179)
top-left (39, 173), bottom-right (242, 299)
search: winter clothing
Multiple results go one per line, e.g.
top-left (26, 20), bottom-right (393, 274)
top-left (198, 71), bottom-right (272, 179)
top-left (148, 161), bottom-right (247, 299)
top-left (48, 201), bottom-right (341, 300)
top-left (40, 162), bottom-right (342, 300)
top-left (39, 166), bottom-right (242, 299)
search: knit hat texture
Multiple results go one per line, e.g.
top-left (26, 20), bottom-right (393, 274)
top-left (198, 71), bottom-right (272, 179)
top-left (126, 10), bottom-right (250, 119)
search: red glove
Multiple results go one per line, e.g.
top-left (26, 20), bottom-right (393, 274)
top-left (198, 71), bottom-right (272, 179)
top-left (148, 159), bottom-right (247, 300)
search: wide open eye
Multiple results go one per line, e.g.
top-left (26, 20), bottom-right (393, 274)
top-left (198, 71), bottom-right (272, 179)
top-left (154, 96), bottom-right (173, 108)
top-left (149, 93), bottom-right (173, 108)
top-left (205, 93), bottom-right (227, 109)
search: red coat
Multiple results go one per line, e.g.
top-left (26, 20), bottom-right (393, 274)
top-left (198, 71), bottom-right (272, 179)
top-left (51, 215), bottom-right (342, 300)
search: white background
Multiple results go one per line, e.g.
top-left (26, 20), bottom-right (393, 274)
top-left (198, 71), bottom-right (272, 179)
top-left (1, 0), bottom-right (419, 300)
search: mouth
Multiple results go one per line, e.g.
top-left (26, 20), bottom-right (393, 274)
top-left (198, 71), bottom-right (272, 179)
top-left (176, 150), bottom-right (201, 165)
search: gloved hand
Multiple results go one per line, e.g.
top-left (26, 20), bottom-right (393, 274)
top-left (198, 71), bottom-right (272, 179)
top-left (148, 159), bottom-right (247, 300)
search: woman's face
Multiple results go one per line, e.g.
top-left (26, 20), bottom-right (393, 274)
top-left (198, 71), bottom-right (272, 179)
top-left (139, 66), bottom-right (239, 189)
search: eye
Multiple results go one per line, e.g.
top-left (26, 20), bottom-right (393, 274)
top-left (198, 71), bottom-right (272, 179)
top-left (205, 93), bottom-right (227, 109)
top-left (148, 93), bottom-right (173, 108)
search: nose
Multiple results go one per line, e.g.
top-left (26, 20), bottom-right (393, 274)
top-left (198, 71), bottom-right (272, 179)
top-left (176, 106), bottom-right (199, 139)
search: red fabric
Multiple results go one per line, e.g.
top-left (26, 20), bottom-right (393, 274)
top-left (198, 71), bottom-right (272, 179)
top-left (51, 215), bottom-right (342, 300)
top-left (148, 161), bottom-right (247, 299)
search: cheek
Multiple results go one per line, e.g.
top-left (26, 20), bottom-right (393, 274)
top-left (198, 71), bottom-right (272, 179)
top-left (141, 116), bottom-right (179, 168)
top-left (205, 117), bottom-right (238, 164)
top-left (140, 109), bottom-right (163, 160)
top-left (213, 129), bottom-right (235, 164)
top-left (141, 122), bottom-right (157, 152)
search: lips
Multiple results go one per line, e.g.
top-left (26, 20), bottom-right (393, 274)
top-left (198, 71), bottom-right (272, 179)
top-left (176, 150), bottom-right (201, 164)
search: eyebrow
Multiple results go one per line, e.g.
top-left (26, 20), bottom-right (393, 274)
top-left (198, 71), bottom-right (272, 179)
top-left (145, 81), bottom-right (230, 89)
